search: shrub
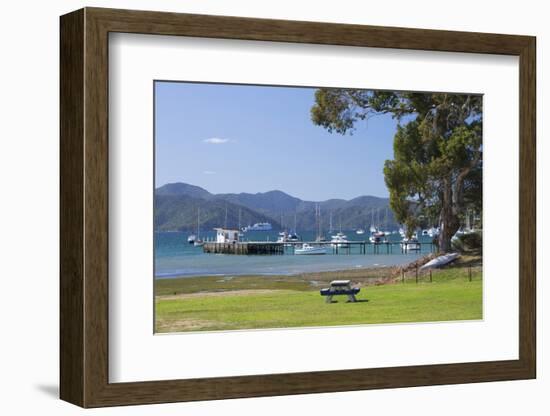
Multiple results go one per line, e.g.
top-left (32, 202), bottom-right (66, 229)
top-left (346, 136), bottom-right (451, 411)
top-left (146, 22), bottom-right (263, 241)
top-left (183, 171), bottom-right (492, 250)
top-left (451, 231), bottom-right (482, 253)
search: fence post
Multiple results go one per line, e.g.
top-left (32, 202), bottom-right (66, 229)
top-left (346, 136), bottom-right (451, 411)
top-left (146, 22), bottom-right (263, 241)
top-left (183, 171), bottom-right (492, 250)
top-left (430, 269), bottom-right (432, 283)
top-left (415, 264), bottom-right (418, 284)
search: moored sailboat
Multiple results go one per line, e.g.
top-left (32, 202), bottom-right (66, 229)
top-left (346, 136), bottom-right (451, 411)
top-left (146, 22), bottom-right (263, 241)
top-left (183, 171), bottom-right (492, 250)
top-left (193, 207), bottom-right (204, 247)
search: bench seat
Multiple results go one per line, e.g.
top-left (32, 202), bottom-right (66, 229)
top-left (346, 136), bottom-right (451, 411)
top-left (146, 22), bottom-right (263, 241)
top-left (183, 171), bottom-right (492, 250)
top-left (320, 287), bottom-right (360, 303)
top-left (320, 288), bottom-right (360, 296)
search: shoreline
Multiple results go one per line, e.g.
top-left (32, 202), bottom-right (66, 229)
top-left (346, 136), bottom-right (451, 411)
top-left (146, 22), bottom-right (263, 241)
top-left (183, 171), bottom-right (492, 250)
top-left (154, 253), bottom-right (482, 297)
top-left (154, 253), bottom-right (435, 281)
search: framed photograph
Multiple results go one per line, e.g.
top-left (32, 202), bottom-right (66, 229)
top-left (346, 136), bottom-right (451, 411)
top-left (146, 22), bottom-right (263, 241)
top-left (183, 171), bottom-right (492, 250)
top-left (60, 7), bottom-right (536, 407)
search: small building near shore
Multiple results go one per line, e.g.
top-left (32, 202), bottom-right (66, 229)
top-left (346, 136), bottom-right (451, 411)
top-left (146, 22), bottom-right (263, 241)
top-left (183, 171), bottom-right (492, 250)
top-left (214, 228), bottom-right (240, 243)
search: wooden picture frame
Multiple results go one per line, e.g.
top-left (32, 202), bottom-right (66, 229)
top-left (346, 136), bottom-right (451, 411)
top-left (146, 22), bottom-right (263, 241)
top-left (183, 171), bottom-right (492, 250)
top-left (60, 7), bottom-right (536, 408)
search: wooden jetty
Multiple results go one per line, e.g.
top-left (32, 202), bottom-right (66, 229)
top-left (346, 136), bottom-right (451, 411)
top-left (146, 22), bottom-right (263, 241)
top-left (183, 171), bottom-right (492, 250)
top-left (203, 240), bottom-right (435, 255)
top-left (203, 242), bottom-right (284, 255)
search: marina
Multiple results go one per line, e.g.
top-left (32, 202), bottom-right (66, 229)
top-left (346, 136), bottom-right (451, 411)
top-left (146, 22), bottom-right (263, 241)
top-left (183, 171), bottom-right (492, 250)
top-left (154, 230), bottom-right (435, 278)
top-left (202, 239), bottom-right (436, 255)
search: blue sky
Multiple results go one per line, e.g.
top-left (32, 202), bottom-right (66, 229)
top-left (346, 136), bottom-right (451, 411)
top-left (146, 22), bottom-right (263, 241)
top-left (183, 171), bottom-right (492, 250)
top-left (155, 81), bottom-right (399, 201)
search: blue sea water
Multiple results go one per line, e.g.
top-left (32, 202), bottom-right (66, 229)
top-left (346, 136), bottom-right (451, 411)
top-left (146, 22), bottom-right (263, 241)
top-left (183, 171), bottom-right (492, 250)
top-left (155, 230), bottom-right (433, 278)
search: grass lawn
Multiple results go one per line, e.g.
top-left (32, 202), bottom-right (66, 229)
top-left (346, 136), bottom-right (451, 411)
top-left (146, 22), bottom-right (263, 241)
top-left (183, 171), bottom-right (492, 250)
top-left (155, 265), bottom-right (482, 333)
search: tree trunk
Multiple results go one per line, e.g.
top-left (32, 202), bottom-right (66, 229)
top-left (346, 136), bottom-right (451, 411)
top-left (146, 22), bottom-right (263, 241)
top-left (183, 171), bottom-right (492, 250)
top-left (438, 177), bottom-right (460, 253)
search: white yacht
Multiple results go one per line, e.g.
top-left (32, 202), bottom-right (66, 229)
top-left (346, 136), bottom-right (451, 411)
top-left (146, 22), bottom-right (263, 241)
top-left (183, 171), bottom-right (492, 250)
top-left (295, 243), bottom-right (327, 255)
top-left (243, 222), bottom-right (272, 232)
top-left (331, 232), bottom-right (349, 248)
top-left (369, 231), bottom-right (386, 244)
top-left (277, 231), bottom-right (288, 243)
top-left (187, 234), bottom-right (196, 244)
top-left (286, 231), bottom-right (300, 246)
top-left (356, 228), bottom-right (365, 235)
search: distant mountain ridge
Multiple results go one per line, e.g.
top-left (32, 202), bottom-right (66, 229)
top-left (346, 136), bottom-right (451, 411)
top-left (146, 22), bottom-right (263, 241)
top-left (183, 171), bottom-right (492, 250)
top-left (154, 182), bottom-right (397, 232)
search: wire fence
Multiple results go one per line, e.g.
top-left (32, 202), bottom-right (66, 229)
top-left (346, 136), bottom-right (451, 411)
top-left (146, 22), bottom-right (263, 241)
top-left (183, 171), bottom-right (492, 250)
top-left (399, 264), bottom-right (482, 284)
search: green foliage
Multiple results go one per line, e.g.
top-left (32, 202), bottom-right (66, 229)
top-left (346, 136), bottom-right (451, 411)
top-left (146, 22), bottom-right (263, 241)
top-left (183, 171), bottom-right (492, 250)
top-left (311, 89), bottom-right (483, 251)
top-left (452, 232), bottom-right (482, 253)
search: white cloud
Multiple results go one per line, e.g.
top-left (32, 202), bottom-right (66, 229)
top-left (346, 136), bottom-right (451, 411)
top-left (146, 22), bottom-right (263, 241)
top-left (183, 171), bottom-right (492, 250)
top-left (203, 170), bottom-right (216, 175)
top-left (203, 137), bottom-right (230, 144)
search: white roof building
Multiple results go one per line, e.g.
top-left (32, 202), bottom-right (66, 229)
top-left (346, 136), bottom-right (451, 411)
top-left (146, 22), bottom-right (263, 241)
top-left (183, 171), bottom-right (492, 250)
top-left (214, 228), bottom-right (240, 243)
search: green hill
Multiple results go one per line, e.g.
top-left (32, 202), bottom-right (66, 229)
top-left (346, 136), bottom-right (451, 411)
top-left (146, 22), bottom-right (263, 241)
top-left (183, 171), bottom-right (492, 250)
top-left (154, 182), bottom-right (398, 232)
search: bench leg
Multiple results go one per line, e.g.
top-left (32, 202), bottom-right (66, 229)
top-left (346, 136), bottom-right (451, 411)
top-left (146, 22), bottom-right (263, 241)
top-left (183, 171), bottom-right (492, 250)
top-left (347, 294), bottom-right (357, 302)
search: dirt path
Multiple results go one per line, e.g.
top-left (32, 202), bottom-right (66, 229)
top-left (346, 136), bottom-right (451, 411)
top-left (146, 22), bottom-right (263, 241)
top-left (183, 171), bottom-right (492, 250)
top-left (157, 288), bottom-right (290, 301)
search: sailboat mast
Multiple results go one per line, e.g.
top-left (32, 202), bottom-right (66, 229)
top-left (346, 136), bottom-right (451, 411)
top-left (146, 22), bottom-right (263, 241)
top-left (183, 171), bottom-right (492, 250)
top-left (320, 205), bottom-right (323, 239)
top-left (224, 204), bottom-right (228, 228)
top-left (238, 208), bottom-right (241, 231)
top-left (316, 204), bottom-right (321, 240)
top-left (197, 207), bottom-right (200, 239)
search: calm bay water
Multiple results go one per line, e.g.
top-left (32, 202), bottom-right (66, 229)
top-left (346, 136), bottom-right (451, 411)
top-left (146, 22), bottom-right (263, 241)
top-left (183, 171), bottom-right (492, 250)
top-left (155, 230), bottom-right (433, 278)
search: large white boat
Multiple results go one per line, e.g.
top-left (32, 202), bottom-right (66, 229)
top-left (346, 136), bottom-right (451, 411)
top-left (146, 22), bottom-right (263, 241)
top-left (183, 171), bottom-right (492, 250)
top-left (295, 243), bottom-right (327, 255)
top-left (331, 232), bottom-right (349, 247)
top-left (243, 222), bottom-right (272, 232)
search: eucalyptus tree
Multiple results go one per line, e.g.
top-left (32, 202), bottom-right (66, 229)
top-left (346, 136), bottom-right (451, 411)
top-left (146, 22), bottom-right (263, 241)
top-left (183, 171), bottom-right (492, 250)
top-left (311, 89), bottom-right (482, 252)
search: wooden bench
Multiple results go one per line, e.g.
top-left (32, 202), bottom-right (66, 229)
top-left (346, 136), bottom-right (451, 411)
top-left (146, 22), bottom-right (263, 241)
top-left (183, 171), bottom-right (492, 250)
top-left (320, 280), bottom-right (360, 303)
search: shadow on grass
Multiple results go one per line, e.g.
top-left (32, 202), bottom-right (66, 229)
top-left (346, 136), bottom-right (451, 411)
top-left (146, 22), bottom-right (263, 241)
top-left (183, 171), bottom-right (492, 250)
top-left (327, 299), bottom-right (369, 304)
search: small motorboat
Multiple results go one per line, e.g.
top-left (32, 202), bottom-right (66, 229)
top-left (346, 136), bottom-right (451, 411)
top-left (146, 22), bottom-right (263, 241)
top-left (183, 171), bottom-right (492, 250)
top-left (295, 243), bottom-right (327, 255)
top-left (287, 231), bottom-right (300, 242)
top-left (187, 234), bottom-right (196, 244)
top-left (356, 228), bottom-right (365, 235)
top-left (369, 231), bottom-right (386, 244)
top-left (193, 239), bottom-right (204, 247)
top-left (401, 237), bottom-right (421, 251)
